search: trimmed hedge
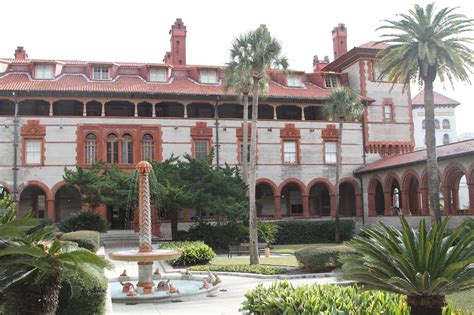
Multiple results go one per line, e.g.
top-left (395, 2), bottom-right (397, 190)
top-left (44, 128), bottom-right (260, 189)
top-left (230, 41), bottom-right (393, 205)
top-left (59, 211), bottom-right (109, 233)
top-left (182, 222), bottom-right (248, 250)
top-left (242, 281), bottom-right (467, 314)
top-left (190, 265), bottom-right (287, 275)
top-left (294, 245), bottom-right (355, 272)
top-left (160, 241), bottom-right (216, 266)
top-left (57, 267), bottom-right (108, 315)
top-left (61, 230), bottom-right (100, 252)
top-left (274, 220), bottom-right (355, 244)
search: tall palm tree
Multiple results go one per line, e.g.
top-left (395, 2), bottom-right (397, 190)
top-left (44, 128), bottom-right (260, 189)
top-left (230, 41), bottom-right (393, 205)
top-left (225, 37), bottom-right (253, 186)
top-left (323, 88), bottom-right (363, 243)
top-left (229, 25), bottom-right (288, 265)
top-left (376, 3), bottom-right (474, 224)
top-left (341, 217), bottom-right (474, 315)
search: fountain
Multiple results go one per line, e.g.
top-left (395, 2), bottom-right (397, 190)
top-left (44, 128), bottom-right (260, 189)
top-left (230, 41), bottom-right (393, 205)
top-left (108, 161), bottom-right (221, 303)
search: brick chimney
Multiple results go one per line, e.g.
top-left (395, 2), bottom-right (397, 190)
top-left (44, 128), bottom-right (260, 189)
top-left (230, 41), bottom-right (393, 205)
top-left (164, 18), bottom-right (187, 66)
top-left (14, 46), bottom-right (28, 60)
top-left (313, 55), bottom-right (330, 72)
top-left (332, 23), bottom-right (347, 60)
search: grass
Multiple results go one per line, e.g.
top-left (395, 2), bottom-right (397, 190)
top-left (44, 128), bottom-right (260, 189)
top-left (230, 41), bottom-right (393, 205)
top-left (190, 265), bottom-right (287, 275)
top-left (447, 287), bottom-right (474, 312)
top-left (211, 256), bottom-right (299, 267)
top-left (271, 243), bottom-right (342, 254)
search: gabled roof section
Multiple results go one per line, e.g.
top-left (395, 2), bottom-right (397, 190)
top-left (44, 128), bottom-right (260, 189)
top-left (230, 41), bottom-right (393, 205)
top-left (355, 139), bottom-right (474, 174)
top-left (412, 90), bottom-right (461, 107)
top-left (322, 41), bottom-right (386, 72)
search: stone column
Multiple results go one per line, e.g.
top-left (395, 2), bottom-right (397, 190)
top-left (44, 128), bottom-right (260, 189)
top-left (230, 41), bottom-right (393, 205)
top-left (442, 186), bottom-right (452, 215)
top-left (49, 102), bottom-right (53, 116)
top-left (355, 193), bottom-right (363, 217)
top-left (420, 188), bottom-right (429, 215)
top-left (401, 189), bottom-right (410, 215)
top-left (273, 106), bottom-right (277, 120)
top-left (134, 103), bottom-right (138, 117)
top-left (183, 208), bottom-right (191, 222)
top-left (273, 195), bottom-right (281, 219)
top-left (468, 184), bottom-right (474, 214)
top-left (152, 103), bottom-right (156, 118)
top-left (101, 102), bottom-right (105, 117)
top-left (330, 194), bottom-right (336, 217)
top-left (384, 191), bottom-right (392, 216)
top-left (368, 192), bottom-right (375, 216)
top-left (452, 189), bottom-right (459, 213)
top-left (183, 103), bottom-right (188, 118)
top-left (301, 106), bottom-right (305, 121)
top-left (82, 102), bottom-right (87, 116)
top-left (47, 199), bottom-right (55, 221)
top-left (302, 194), bottom-right (309, 218)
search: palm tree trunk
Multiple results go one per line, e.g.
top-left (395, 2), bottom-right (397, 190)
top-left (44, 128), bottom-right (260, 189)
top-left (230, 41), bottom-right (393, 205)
top-left (242, 93), bottom-right (249, 186)
top-left (424, 81), bottom-right (442, 224)
top-left (334, 120), bottom-right (342, 243)
top-left (248, 80), bottom-right (260, 265)
top-left (407, 295), bottom-right (444, 315)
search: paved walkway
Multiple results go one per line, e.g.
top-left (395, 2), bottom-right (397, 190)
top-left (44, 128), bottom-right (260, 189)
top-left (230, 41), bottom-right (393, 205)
top-left (105, 246), bottom-right (339, 315)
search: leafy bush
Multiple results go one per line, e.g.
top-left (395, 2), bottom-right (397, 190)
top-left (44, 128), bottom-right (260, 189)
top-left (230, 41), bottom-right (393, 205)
top-left (242, 281), bottom-right (467, 314)
top-left (257, 222), bottom-right (278, 245)
top-left (183, 221), bottom-right (249, 250)
top-left (160, 241), bottom-right (216, 266)
top-left (274, 219), bottom-right (355, 244)
top-left (61, 230), bottom-right (100, 252)
top-left (295, 245), bottom-right (355, 272)
top-left (59, 211), bottom-right (109, 233)
top-left (190, 265), bottom-right (287, 275)
top-left (57, 267), bottom-right (107, 315)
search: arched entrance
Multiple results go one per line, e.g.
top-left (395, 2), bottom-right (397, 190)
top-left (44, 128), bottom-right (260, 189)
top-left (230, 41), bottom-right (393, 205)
top-left (384, 174), bottom-right (402, 215)
top-left (308, 182), bottom-right (332, 216)
top-left (55, 186), bottom-right (82, 221)
top-left (402, 171), bottom-right (422, 215)
top-left (256, 182), bottom-right (275, 218)
top-left (19, 186), bottom-right (47, 218)
top-left (368, 177), bottom-right (385, 216)
top-left (443, 164), bottom-right (469, 214)
top-left (339, 182), bottom-right (356, 217)
top-left (279, 181), bottom-right (304, 217)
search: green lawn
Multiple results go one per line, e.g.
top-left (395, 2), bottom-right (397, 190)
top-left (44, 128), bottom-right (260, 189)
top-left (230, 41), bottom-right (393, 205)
top-left (211, 256), bottom-right (299, 267)
top-left (447, 288), bottom-right (474, 312)
top-left (271, 243), bottom-right (342, 254)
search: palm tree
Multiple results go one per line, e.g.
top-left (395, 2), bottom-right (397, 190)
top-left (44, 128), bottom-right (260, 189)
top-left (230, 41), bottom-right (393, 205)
top-left (341, 216), bottom-right (474, 315)
top-left (229, 25), bottom-right (288, 265)
top-left (376, 4), bottom-right (474, 224)
top-left (323, 88), bottom-right (363, 243)
top-left (225, 37), bottom-right (253, 186)
top-left (0, 207), bottom-right (108, 314)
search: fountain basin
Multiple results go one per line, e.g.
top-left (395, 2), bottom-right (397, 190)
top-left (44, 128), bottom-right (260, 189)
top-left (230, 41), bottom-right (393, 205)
top-left (109, 249), bottom-right (181, 262)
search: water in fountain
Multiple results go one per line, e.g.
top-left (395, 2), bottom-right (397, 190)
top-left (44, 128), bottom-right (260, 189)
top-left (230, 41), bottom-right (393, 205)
top-left (108, 161), bottom-right (222, 302)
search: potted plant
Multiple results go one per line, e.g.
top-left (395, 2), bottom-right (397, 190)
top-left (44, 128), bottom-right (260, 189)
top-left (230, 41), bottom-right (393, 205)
top-left (257, 222), bottom-right (278, 257)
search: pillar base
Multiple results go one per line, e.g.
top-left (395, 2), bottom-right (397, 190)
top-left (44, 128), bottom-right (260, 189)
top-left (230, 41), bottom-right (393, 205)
top-left (137, 261), bottom-right (154, 288)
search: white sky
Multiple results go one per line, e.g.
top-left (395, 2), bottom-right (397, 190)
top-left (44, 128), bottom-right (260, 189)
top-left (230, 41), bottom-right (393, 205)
top-left (1, 0), bottom-right (473, 134)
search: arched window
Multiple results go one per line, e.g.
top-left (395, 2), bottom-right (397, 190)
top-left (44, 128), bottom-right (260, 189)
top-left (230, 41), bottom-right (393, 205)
top-left (442, 119), bottom-right (450, 129)
top-left (142, 134), bottom-right (154, 162)
top-left (121, 134), bottom-right (133, 164)
top-left (443, 133), bottom-right (450, 145)
top-left (85, 133), bottom-right (97, 164)
top-left (435, 119), bottom-right (440, 129)
top-left (106, 134), bottom-right (118, 163)
top-left (422, 120), bottom-right (426, 129)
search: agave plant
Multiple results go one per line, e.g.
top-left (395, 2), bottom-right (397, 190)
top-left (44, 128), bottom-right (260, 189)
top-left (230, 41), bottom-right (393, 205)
top-left (341, 217), bottom-right (474, 315)
top-left (0, 205), bottom-right (109, 314)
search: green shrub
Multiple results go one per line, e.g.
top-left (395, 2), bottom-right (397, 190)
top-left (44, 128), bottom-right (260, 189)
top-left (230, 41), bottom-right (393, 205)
top-left (190, 265), bottom-right (287, 275)
top-left (295, 245), bottom-right (355, 272)
top-left (61, 230), bottom-right (100, 252)
top-left (257, 222), bottom-right (278, 245)
top-left (274, 219), bottom-right (355, 244)
top-left (59, 211), bottom-right (109, 233)
top-left (160, 241), bottom-right (216, 266)
top-left (242, 281), bottom-right (467, 314)
top-left (184, 221), bottom-right (249, 250)
top-left (57, 267), bottom-right (107, 315)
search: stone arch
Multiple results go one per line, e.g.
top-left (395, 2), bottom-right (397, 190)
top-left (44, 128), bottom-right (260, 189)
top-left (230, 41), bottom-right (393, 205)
top-left (17, 180), bottom-right (52, 219)
top-left (368, 175), bottom-right (385, 216)
top-left (278, 178), bottom-right (306, 217)
top-left (53, 183), bottom-right (82, 222)
top-left (305, 178), bottom-right (335, 196)
top-left (307, 178), bottom-right (335, 217)
top-left (384, 172), bottom-right (402, 215)
top-left (338, 177), bottom-right (361, 217)
top-left (442, 162), bottom-right (469, 214)
top-left (256, 178), bottom-right (277, 218)
top-left (401, 169), bottom-right (422, 215)
top-left (256, 178), bottom-right (278, 196)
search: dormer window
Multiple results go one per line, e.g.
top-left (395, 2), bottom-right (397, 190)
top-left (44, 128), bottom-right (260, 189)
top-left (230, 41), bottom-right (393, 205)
top-left (325, 76), bottom-right (338, 88)
top-left (93, 66), bottom-right (109, 80)
top-left (200, 69), bottom-right (217, 84)
top-left (150, 68), bottom-right (167, 82)
top-left (34, 64), bottom-right (54, 79)
top-left (287, 74), bottom-right (302, 87)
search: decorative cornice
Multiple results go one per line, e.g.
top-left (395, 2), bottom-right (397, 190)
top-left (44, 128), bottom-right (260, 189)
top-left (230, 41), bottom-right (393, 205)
top-left (280, 123), bottom-right (300, 139)
top-left (321, 124), bottom-right (338, 141)
top-left (21, 120), bottom-right (45, 137)
top-left (190, 122), bottom-right (212, 139)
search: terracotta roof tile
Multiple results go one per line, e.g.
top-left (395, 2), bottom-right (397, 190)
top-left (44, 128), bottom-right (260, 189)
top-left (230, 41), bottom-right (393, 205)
top-left (356, 139), bottom-right (474, 174)
top-left (357, 41), bottom-right (389, 49)
top-left (412, 90), bottom-right (460, 106)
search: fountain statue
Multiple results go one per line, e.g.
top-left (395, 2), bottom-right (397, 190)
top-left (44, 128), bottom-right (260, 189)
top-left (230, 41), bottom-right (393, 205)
top-left (108, 161), bottom-right (221, 302)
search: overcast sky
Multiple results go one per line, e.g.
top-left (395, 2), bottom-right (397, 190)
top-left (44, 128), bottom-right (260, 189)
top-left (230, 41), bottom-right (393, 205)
top-left (1, 0), bottom-right (472, 134)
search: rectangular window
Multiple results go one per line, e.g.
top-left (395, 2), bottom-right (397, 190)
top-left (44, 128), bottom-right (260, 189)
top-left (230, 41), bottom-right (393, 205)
top-left (325, 141), bottom-right (337, 164)
top-left (121, 141), bottom-right (133, 164)
top-left (150, 68), bottom-right (167, 82)
top-left (194, 140), bottom-right (209, 161)
top-left (35, 64), bottom-right (54, 79)
top-left (283, 141), bottom-right (297, 164)
top-left (240, 142), bottom-right (251, 163)
top-left (85, 143), bottom-right (97, 164)
top-left (287, 74), bottom-right (302, 87)
top-left (37, 194), bottom-right (45, 218)
top-left (200, 69), bottom-right (217, 84)
top-left (25, 139), bottom-right (42, 164)
top-left (93, 66), bottom-right (109, 80)
top-left (384, 105), bottom-right (393, 121)
top-left (143, 142), bottom-right (154, 162)
top-left (325, 76), bottom-right (338, 88)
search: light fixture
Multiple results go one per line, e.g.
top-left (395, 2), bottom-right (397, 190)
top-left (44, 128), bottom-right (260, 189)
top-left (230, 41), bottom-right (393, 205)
top-left (267, 128), bottom-right (272, 132)
top-left (59, 125), bottom-right (63, 129)
top-left (309, 128), bottom-right (315, 132)
top-left (4, 125), bottom-right (9, 129)
top-left (174, 126), bottom-right (178, 130)
top-left (223, 127), bottom-right (227, 131)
